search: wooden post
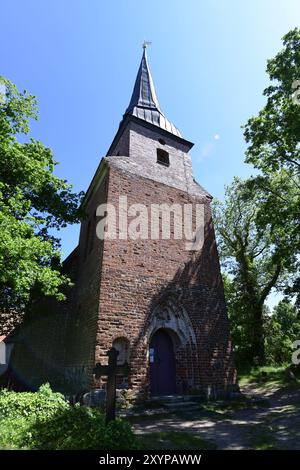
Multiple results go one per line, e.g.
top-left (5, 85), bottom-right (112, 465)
top-left (93, 347), bottom-right (130, 425)
top-left (105, 347), bottom-right (118, 424)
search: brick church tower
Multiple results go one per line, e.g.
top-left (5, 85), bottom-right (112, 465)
top-left (8, 48), bottom-right (237, 399)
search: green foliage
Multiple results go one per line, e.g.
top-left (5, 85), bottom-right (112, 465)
top-left (238, 365), bottom-right (300, 389)
top-left (0, 76), bottom-right (84, 314)
top-left (214, 29), bottom-right (300, 366)
top-left (243, 28), bottom-right (300, 309)
top-left (223, 275), bottom-right (259, 367)
top-left (213, 178), bottom-right (294, 364)
top-left (224, 266), bottom-right (299, 367)
top-left (244, 28), bottom-right (300, 173)
top-left (0, 384), bottom-right (138, 450)
top-left (0, 383), bottom-right (68, 420)
top-left (265, 300), bottom-right (300, 365)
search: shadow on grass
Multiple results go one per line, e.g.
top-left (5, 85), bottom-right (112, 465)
top-left (238, 365), bottom-right (300, 390)
top-left (137, 431), bottom-right (217, 450)
top-left (199, 397), bottom-right (270, 415)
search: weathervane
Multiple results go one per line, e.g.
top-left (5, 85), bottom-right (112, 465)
top-left (142, 40), bottom-right (152, 49)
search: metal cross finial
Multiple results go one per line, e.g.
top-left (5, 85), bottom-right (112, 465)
top-left (142, 40), bottom-right (152, 49)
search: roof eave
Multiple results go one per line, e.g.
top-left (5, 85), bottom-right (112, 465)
top-left (106, 114), bottom-right (194, 157)
top-left (81, 158), bottom-right (109, 209)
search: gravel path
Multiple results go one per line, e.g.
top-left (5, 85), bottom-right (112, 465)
top-left (132, 384), bottom-right (300, 449)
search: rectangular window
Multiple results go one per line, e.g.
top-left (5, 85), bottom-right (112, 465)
top-left (157, 148), bottom-right (170, 166)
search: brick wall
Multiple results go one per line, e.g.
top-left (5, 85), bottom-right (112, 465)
top-left (108, 119), bottom-right (209, 198)
top-left (61, 171), bottom-right (109, 394)
top-left (93, 163), bottom-right (236, 399)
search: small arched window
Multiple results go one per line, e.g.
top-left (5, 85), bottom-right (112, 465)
top-left (112, 337), bottom-right (130, 365)
top-left (157, 148), bottom-right (170, 167)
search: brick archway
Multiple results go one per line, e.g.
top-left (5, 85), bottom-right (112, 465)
top-left (145, 297), bottom-right (198, 394)
top-left (146, 297), bottom-right (196, 346)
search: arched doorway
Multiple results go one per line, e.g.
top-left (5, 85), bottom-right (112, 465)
top-left (149, 329), bottom-right (176, 396)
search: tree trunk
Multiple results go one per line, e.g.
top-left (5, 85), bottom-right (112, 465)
top-left (250, 305), bottom-right (265, 365)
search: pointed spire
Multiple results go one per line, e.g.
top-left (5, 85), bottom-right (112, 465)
top-left (125, 48), bottom-right (182, 138)
top-left (126, 48), bottom-right (161, 114)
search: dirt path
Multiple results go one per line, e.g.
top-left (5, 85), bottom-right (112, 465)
top-left (132, 385), bottom-right (300, 449)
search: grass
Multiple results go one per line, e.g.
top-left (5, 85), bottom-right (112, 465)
top-left (238, 365), bottom-right (300, 390)
top-left (247, 424), bottom-right (282, 450)
top-left (199, 397), bottom-right (270, 415)
top-left (137, 431), bottom-right (217, 450)
top-left (248, 431), bottom-right (278, 450)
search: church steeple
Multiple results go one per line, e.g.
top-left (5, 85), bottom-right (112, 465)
top-left (125, 48), bottom-right (182, 138)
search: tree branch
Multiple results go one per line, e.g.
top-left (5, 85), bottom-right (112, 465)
top-left (259, 261), bottom-right (282, 306)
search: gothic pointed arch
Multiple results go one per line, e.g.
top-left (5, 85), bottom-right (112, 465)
top-left (145, 296), bottom-right (196, 346)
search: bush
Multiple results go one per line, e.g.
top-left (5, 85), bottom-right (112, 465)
top-left (0, 384), bottom-right (138, 450)
top-left (0, 383), bottom-right (68, 421)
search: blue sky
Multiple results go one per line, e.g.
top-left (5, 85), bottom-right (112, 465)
top-left (1, 1), bottom-right (299, 306)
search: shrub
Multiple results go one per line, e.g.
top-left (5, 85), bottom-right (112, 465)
top-left (0, 384), bottom-right (138, 450)
top-left (29, 406), bottom-right (138, 450)
top-left (0, 383), bottom-right (68, 421)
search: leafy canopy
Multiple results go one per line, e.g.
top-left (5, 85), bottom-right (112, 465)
top-left (213, 178), bottom-right (297, 364)
top-left (0, 77), bottom-right (83, 314)
top-left (214, 28), bottom-right (300, 365)
top-left (244, 28), bottom-right (300, 173)
top-left (243, 28), bottom-right (300, 306)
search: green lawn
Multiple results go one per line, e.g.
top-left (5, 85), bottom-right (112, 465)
top-left (238, 365), bottom-right (300, 390)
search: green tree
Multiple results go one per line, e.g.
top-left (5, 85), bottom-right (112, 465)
top-left (244, 28), bottom-right (300, 173)
top-left (222, 274), bottom-right (252, 367)
top-left (265, 300), bottom-right (300, 365)
top-left (243, 28), bottom-right (300, 304)
top-left (213, 178), bottom-right (296, 365)
top-left (0, 77), bottom-right (83, 320)
top-left (217, 29), bottom-right (300, 367)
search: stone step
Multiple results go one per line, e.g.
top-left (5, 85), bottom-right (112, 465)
top-left (148, 395), bottom-right (203, 404)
